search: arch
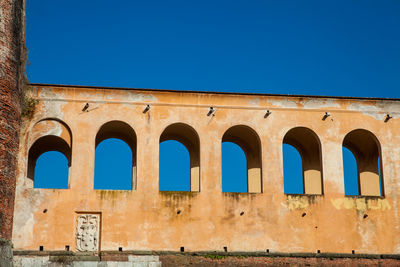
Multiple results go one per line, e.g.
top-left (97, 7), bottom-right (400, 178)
top-left (94, 121), bottom-right (137, 190)
top-left (95, 120), bottom-right (136, 151)
top-left (283, 127), bottom-right (323, 195)
top-left (159, 123), bottom-right (200, 192)
top-left (28, 118), bottom-right (72, 149)
top-left (342, 129), bottom-right (383, 196)
top-left (27, 119), bottom-right (72, 186)
top-left (222, 125), bottom-right (262, 193)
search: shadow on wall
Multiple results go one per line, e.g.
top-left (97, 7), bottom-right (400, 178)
top-left (159, 123), bottom-right (200, 192)
top-left (342, 129), bottom-right (384, 197)
top-left (222, 125), bottom-right (262, 193)
top-left (282, 127), bottom-right (323, 195)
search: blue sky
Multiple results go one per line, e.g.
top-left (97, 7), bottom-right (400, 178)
top-left (29, 1), bottom-right (398, 193)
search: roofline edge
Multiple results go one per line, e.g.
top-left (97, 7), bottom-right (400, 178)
top-left (28, 83), bottom-right (400, 102)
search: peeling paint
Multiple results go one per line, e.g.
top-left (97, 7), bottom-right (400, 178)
top-left (39, 101), bottom-right (66, 121)
top-left (348, 102), bottom-right (400, 120)
top-left (249, 98), bottom-right (260, 106)
top-left (301, 98), bottom-right (341, 109)
top-left (38, 88), bottom-right (65, 100)
top-left (267, 97), bottom-right (342, 110)
top-left (105, 92), bottom-right (158, 102)
top-left (331, 197), bottom-right (391, 211)
top-left (266, 98), bottom-right (298, 108)
top-left (286, 195), bottom-right (322, 210)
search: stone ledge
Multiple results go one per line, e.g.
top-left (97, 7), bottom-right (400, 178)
top-left (13, 255), bottom-right (161, 267)
top-left (50, 255), bottom-right (100, 262)
top-left (13, 250), bottom-right (400, 260)
top-left (13, 250), bottom-right (92, 256)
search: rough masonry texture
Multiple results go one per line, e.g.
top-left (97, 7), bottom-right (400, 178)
top-left (0, 1), bottom-right (25, 266)
top-left (12, 84), bottom-right (400, 260)
top-left (0, 0), bottom-right (25, 242)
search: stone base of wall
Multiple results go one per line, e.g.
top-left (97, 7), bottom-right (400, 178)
top-left (13, 254), bottom-right (161, 267)
top-left (12, 251), bottom-right (400, 267)
top-left (0, 238), bottom-right (13, 267)
top-left (159, 254), bottom-right (400, 267)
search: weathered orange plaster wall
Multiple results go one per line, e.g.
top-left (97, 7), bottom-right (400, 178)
top-left (12, 84), bottom-right (400, 254)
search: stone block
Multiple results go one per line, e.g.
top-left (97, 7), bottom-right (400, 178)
top-left (0, 239), bottom-right (13, 267)
top-left (128, 256), bottom-right (160, 262)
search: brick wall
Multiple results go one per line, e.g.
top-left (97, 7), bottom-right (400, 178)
top-left (0, 0), bottom-right (25, 240)
top-left (11, 252), bottom-right (400, 267)
top-left (159, 255), bottom-right (400, 267)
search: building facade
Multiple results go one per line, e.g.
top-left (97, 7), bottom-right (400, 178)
top-left (12, 84), bottom-right (400, 255)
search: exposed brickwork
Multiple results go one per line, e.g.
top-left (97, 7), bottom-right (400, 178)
top-left (100, 254), bottom-right (129, 261)
top-left (12, 252), bottom-right (400, 266)
top-left (159, 255), bottom-right (400, 267)
top-left (0, 0), bottom-right (25, 240)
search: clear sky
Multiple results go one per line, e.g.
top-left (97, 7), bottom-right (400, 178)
top-left (29, 1), bottom-right (398, 193)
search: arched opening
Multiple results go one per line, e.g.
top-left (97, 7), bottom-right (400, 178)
top-left (159, 140), bottom-right (191, 191)
top-left (94, 121), bottom-right (137, 190)
top-left (342, 147), bottom-right (359, 196)
top-left (222, 142), bottom-right (248, 192)
top-left (159, 123), bottom-right (200, 192)
top-left (283, 143), bottom-right (303, 194)
top-left (34, 151), bottom-right (69, 189)
top-left (342, 129), bottom-right (384, 196)
top-left (221, 125), bottom-right (262, 193)
top-left (27, 119), bottom-right (72, 189)
top-left (282, 127), bottom-right (323, 195)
